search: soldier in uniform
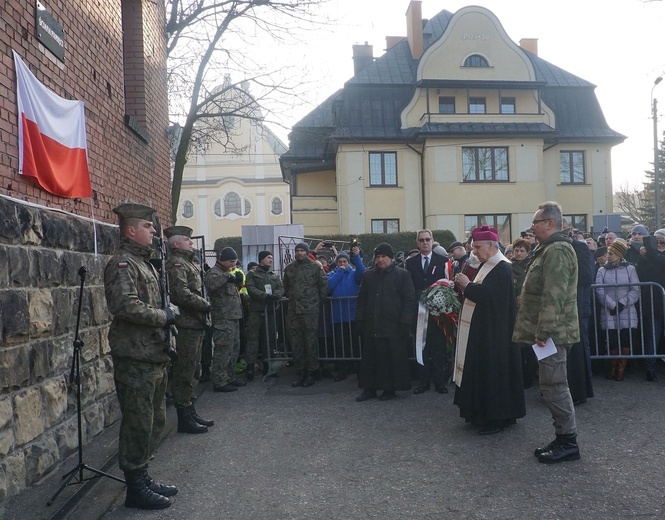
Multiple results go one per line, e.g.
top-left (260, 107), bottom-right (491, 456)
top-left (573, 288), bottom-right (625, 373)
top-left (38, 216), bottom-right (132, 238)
top-left (164, 225), bottom-right (213, 434)
top-left (244, 250), bottom-right (285, 379)
top-left (104, 203), bottom-right (178, 510)
top-left (206, 246), bottom-right (246, 392)
top-left (283, 242), bottom-right (329, 387)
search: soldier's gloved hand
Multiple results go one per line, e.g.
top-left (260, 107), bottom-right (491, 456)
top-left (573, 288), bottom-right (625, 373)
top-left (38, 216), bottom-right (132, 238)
top-left (235, 275), bottom-right (244, 289)
top-left (226, 273), bottom-right (237, 284)
top-left (203, 302), bottom-right (212, 312)
top-left (164, 304), bottom-right (179, 324)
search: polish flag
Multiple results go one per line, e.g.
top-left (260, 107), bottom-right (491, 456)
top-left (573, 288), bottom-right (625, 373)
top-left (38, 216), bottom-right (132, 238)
top-left (14, 51), bottom-right (92, 198)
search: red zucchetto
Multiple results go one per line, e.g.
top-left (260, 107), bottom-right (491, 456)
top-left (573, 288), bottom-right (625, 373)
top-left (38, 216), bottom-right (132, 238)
top-left (471, 225), bottom-right (499, 242)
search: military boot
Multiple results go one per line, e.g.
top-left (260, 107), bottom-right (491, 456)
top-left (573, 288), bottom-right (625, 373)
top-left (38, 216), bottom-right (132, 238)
top-left (245, 363), bottom-right (255, 381)
top-left (176, 406), bottom-right (208, 434)
top-left (190, 404), bottom-right (214, 427)
top-left (291, 370), bottom-right (308, 387)
top-left (124, 470), bottom-right (171, 509)
top-left (537, 433), bottom-right (580, 464)
top-left (533, 435), bottom-right (561, 457)
top-left (302, 371), bottom-right (316, 387)
top-left (141, 468), bottom-right (178, 497)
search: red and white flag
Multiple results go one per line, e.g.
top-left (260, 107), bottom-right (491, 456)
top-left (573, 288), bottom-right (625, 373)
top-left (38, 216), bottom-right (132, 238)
top-left (14, 50), bottom-right (92, 198)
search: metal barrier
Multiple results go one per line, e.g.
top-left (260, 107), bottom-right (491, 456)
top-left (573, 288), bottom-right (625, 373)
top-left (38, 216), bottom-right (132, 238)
top-left (590, 281), bottom-right (665, 360)
top-left (260, 296), bottom-right (364, 378)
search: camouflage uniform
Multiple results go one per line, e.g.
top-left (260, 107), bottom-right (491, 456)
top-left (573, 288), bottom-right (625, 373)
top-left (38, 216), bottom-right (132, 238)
top-left (105, 236), bottom-right (170, 472)
top-left (245, 266), bottom-right (285, 364)
top-left (166, 247), bottom-right (210, 409)
top-left (206, 262), bottom-right (243, 387)
top-left (283, 256), bottom-right (328, 371)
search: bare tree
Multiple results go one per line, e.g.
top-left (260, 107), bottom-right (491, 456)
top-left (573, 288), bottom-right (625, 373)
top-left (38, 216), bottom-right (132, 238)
top-left (615, 182), bottom-right (651, 228)
top-left (166, 0), bottom-right (328, 222)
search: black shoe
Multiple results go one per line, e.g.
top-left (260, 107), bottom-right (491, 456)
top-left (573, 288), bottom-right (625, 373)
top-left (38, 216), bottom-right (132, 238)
top-left (413, 383), bottom-right (430, 395)
top-left (190, 404), bottom-right (214, 427)
top-left (230, 379), bottom-right (246, 387)
top-left (646, 370), bottom-right (657, 382)
top-left (478, 423), bottom-right (504, 435)
top-left (124, 470), bottom-right (171, 510)
top-left (245, 364), bottom-right (255, 381)
top-left (176, 406), bottom-right (208, 434)
top-left (356, 389), bottom-right (377, 402)
top-left (537, 434), bottom-right (580, 464)
top-left (434, 384), bottom-right (448, 394)
top-left (333, 370), bottom-right (348, 382)
top-left (214, 384), bottom-right (238, 392)
top-left (142, 470), bottom-right (178, 497)
top-left (291, 370), bottom-right (308, 387)
top-left (534, 437), bottom-right (560, 457)
top-left (379, 390), bottom-right (396, 401)
top-left (199, 371), bottom-right (211, 383)
top-left (302, 372), bottom-right (316, 387)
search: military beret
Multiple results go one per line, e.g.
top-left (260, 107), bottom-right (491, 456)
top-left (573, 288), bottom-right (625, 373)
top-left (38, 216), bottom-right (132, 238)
top-left (164, 226), bottom-right (193, 239)
top-left (112, 203), bottom-right (155, 222)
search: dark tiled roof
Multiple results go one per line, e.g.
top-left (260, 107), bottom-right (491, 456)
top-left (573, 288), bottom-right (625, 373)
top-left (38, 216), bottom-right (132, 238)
top-left (283, 7), bottom-right (624, 172)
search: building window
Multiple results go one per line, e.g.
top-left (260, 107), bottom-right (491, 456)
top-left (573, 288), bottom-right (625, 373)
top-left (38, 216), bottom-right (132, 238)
top-left (462, 147), bottom-right (509, 182)
top-left (371, 219), bottom-right (400, 234)
top-left (213, 199), bottom-right (222, 217)
top-left (469, 97), bottom-right (486, 114)
top-left (501, 97), bottom-right (516, 114)
top-left (271, 197), bottom-right (283, 215)
top-left (560, 151), bottom-right (585, 184)
top-left (463, 54), bottom-right (489, 67)
top-left (224, 192), bottom-right (242, 216)
top-left (181, 200), bottom-right (194, 218)
top-left (565, 214), bottom-right (587, 232)
top-left (243, 198), bottom-right (252, 216)
top-left (465, 214), bottom-right (511, 244)
top-left (439, 96), bottom-right (455, 114)
top-left (369, 152), bottom-right (397, 186)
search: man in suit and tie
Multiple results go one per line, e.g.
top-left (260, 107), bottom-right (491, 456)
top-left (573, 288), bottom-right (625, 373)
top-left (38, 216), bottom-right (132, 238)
top-left (405, 229), bottom-right (450, 394)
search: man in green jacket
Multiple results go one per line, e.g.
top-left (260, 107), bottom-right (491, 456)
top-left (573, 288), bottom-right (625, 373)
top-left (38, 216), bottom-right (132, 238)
top-left (244, 250), bottom-right (285, 379)
top-left (104, 203), bottom-right (178, 509)
top-left (513, 201), bottom-right (581, 464)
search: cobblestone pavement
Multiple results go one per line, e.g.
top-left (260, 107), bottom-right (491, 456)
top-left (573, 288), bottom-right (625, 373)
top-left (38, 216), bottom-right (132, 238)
top-left (4, 361), bottom-right (665, 520)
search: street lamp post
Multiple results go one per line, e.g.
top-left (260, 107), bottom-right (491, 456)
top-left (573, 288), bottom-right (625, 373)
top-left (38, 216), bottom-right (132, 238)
top-left (652, 76), bottom-right (663, 229)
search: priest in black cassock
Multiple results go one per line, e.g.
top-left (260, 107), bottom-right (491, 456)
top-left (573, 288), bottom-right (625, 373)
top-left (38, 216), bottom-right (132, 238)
top-left (452, 226), bottom-right (526, 435)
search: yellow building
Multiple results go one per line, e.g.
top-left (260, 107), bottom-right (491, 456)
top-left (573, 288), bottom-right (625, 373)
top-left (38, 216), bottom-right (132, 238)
top-left (177, 84), bottom-right (290, 242)
top-left (280, 2), bottom-right (624, 243)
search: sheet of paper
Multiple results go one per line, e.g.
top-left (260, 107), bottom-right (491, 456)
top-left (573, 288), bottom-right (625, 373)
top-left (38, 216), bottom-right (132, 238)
top-left (532, 337), bottom-right (557, 361)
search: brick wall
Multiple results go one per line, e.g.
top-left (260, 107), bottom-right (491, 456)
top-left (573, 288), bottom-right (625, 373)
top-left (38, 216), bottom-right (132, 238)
top-left (0, 0), bottom-right (171, 505)
top-left (0, 0), bottom-right (172, 224)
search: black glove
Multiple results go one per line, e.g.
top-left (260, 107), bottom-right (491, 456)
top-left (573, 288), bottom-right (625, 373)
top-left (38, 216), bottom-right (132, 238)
top-left (164, 306), bottom-right (177, 325)
top-left (235, 275), bottom-right (244, 288)
top-left (617, 302), bottom-right (626, 314)
top-left (268, 294), bottom-right (281, 301)
top-left (226, 273), bottom-right (237, 284)
top-left (608, 306), bottom-right (617, 316)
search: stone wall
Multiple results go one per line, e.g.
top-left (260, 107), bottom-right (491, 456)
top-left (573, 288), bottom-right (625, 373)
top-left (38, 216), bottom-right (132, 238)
top-left (0, 197), bottom-right (118, 503)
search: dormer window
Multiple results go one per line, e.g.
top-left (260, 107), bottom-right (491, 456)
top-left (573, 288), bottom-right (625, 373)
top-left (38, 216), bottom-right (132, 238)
top-left (463, 55), bottom-right (489, 67)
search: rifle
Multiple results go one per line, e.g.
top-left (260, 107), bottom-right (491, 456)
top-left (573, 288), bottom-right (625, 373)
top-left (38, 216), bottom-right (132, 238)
top-left (195, 236), bottom-right (212, 331)
top-left (154, 216), bottom-right (179, 362)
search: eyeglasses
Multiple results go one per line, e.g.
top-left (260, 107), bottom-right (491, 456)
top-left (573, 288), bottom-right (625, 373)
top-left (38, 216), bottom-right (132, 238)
top-left (418, 237), bottom-right (432, 242)
top-left (531, 218), bottom-right (552, 225)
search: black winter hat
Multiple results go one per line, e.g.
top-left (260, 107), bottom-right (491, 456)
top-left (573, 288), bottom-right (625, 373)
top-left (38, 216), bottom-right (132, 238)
top-left (258, 250), bottom-right (273, 263)
top-left (218, 247), bottom-right (238, 261)
top-left (373, 243), bottom-right (394, 259)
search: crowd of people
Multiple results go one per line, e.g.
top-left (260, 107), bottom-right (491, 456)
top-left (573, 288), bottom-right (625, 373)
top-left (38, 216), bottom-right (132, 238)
top-left (103, 200), bottom-right (665, 509)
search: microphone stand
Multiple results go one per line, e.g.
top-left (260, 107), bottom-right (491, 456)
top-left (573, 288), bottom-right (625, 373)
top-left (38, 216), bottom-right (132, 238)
top-left (47, 266), bottom-right (125, 506)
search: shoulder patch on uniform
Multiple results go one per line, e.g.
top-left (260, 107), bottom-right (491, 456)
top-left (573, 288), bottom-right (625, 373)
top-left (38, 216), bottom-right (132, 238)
top-left (118, 261), bottom-right (128, 268)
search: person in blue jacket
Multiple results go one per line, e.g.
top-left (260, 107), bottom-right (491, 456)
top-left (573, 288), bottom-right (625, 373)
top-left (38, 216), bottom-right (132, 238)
top-left (327, 246), bottom-right (365, 381)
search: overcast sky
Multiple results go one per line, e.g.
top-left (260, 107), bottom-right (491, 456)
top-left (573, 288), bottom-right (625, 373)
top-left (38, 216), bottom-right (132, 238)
top-left (278, 0), bottom-right (665, 191)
